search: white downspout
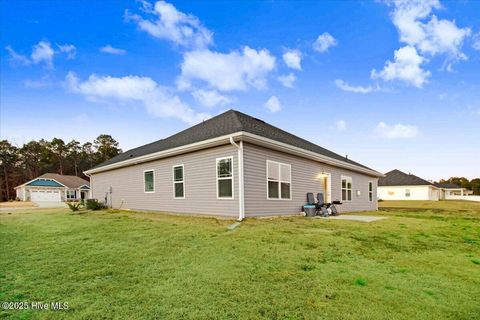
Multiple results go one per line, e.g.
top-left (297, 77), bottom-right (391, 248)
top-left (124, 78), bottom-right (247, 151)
top-left (230, 137), bottom-right (245, 221)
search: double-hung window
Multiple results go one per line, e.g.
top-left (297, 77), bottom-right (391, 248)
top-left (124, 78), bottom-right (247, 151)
top-left (341, 176), bottom-right (352, 201)
top-left (405, 189), bottom-right (411, 197)
top-left (144, 170), bottom-right (155, 193)
top-left (267, 160), bottom-right (291, 200)
top-left (67, 190), bottom-right (76, 200)
top-left (368, 181), bottom-right (373, 202)
top-left (173, 165), bottom-right (185, 198)
top-left (217, 157), bottom-right (233, 198)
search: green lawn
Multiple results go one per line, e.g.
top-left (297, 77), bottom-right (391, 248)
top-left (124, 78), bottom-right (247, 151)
top-left (1, 201), bottom-right (480, 319)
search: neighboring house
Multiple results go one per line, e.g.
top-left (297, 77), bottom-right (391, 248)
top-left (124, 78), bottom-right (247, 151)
top-left (378, 169), bottom-right (441, 201)
top-left (434, 183), bottom-right (473, 199)
top-left (85, 110), bottom-right (383, 219)
top-left (378, 169), bottom-right (475, 201)
top-left (15, 173), bottom-right (90, 202)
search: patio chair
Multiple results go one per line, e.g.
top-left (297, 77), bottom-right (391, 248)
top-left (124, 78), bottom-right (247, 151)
top-left (317, 193), bottom-right (342, 216)
top-left (315, 193), bottom-right (329, 216)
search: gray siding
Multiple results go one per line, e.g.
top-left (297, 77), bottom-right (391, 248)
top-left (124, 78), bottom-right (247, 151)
top-left (243, 143), bottom-right (378, 216)
top-left (91, 144), bottom-right (239, 217)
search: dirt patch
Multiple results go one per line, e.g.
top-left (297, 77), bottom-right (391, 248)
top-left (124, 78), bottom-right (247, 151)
top-left (0, 201), bottom-right (38, 208)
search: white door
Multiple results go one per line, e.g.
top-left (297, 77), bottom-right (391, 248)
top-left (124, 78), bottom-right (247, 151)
top-left (30, 189), bottom-right (61, 202)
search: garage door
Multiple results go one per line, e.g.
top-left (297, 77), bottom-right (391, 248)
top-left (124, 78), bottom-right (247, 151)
top-left (30, 189), bottom-right (61, 202)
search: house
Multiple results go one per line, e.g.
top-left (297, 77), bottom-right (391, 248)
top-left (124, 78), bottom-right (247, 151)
top-left (15, 173), bottom-right (90, 202)
top-left (84, 110), bottom-right (383, 219)
top-left (378, 169), bottom-right (440, 200)
top-left (434, 183), bottom-right (473, 199)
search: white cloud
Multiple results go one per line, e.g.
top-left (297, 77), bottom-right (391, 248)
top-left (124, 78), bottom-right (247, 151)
top-left (313, 32), bottom-right (337, 53)
top-left (178, 46), bottom-right (276, 91)
top-left (334, 79), bottom-right (377, 94)
top-left (125, 0), bottom-right (213, 49)
top-left (191, 89), bottom-right (231, 108)
top-left (336, 120), bottom-right (347, 131)
top-left (264, 96), bottom-right (281, 113)
top-left (375, 121), bottom-right (419, 139)
top-left (100, 45), bottom-right (127, 55)
top-left (371, 46), bottom-right (430, 88)
top-left (5, 46), bottom-right (31, 65)
top-left (277, 73), bottom-right (296, 88)
top-left (282, 49), bottom-right (302, 70)
top-left (390, 0), bottom-right (470, 67)
top-left (31, 41), bottom-right (55, 68)
top-left (473, 33), bottom-right (480, 51)
top-left (57, 44), bottom-right (76, 60)
top-left (65, 72), bottom-right (210, 125)
top-left (6, 40), bottom-right (75, 68)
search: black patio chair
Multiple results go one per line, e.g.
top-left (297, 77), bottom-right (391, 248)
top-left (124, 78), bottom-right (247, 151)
top-left (315, 193), bottom-right (329, 216)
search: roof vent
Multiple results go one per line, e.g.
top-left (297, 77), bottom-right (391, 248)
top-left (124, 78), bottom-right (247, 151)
top-left (129, 154), bottom-right (134, 158)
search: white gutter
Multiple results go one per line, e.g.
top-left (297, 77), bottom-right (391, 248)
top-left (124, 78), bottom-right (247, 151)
top-left (229, 137), bottom-right (245, 221)
top-left (84, 131), bottom-right (383, 178)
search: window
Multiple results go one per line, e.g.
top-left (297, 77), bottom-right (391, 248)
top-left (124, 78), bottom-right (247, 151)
top-left (144, 170), bottom-right (155, 193)
top-left (173, 165), bottom-right (184, 198)
top-left (267, 160), bottom-right (291, 200)
top-left (341, 176), bottom-right (352, 201)
top-left (67, 190), bottom-right (76, 200)
top-left (405, 189), bottom-right (411, 197)
top-left (217, 157), bottom-right (233, 198)
top-left (368, 181), bottom-right (373, 202)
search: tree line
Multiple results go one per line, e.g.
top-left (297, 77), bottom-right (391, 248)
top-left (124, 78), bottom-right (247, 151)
top-left (0, 135), bottom-right (122, 201)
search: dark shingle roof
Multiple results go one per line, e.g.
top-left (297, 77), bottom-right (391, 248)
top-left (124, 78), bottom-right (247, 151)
top-left (434, 183), bottom-right (462, 189)
top-left (38, 173), bottom-right (90, 188)
top-left (93, 109), bottom-right (375, 172)
top-left (378, 169), bottom-right (433, 186)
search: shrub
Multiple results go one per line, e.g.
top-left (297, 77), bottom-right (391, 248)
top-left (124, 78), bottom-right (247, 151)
top-left (67, 202), bottom-right (82, 212)
top-left (85, 199), bottom-right (106, 211)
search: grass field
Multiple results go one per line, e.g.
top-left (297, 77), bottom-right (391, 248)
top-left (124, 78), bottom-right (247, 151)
top-left (1, 201), bottom-right (479, 319)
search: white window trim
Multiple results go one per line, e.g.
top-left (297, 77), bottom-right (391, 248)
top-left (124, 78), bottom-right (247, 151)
top-left (368, 181), bottom-right (373, 202)
top-left (172, 164), bottom-right (185, 199)
top-left (216, 156), bottom-right (234, 199)
top-left (66, 189), bottom-right (76, 200)
top-left (266, 160), bottom-right (292, 201)
top-left (341, 175), bottom-right (352, 202)
top-left (143, 169), bottom-right (155, 193)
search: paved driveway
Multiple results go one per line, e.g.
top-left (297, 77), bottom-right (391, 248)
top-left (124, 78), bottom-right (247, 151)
top-left (34, 201), bottom-right (67, 208)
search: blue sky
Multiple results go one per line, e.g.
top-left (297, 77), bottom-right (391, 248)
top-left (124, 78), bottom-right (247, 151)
top-left (1, 0), bottom-right (479, 180)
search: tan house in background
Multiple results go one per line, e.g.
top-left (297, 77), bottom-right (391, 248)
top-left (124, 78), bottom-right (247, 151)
top-left (15, 173), bottom-right (90, 202)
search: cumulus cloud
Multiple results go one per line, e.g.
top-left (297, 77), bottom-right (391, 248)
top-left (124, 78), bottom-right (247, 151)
top-left (371, 46), bottom-right (430, 88)
top-left (313, 32), bottom-right (337, 53)
top-left (336, 120), bottom-right (347, 131)
top-left (282, 49), bottom-right (302, 70)
top-left (5, 40), bottom-right (75, 68)
top-left (391, 0), bottom-right (470, 60)
top-left (277, 73), bottom-right (296, 88)
top-left (65, 72), bottom-right (210, 124)
top-left (31, 41), bottom-right (55, 68)
top-left (191, 89), bottom-right (231, 108)
top-left (100, 45), bottom-right (127, 55)
top-left (375, 121), bottom-right (419, 139)
top-left (264, 96), bottom-right (281, 113)
top-left (334, 79), bottom-right (377, 94)
top-left (125, 0), bottom-right (213, 49)
top-left (57, 44), bottom-right (76, 60)
top-left (177, 46), bottom-right (276, 91)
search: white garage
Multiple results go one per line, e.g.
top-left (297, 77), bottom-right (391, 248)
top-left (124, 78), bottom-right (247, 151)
top-left (30, 189), bottom-right (62, 202)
